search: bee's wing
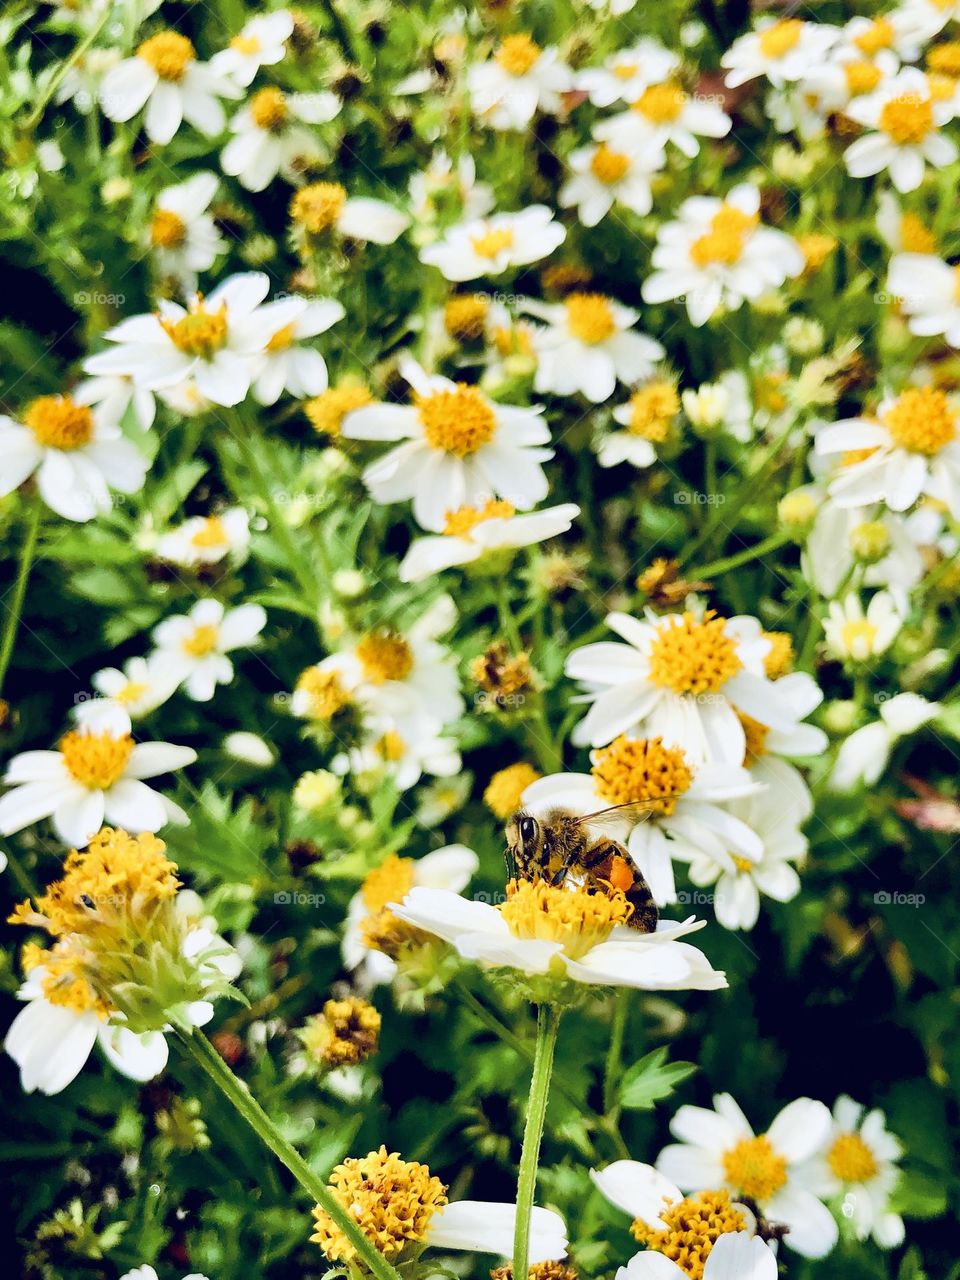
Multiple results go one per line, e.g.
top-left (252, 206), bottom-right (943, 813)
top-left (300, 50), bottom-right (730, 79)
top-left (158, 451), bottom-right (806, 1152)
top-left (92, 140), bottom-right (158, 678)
top-left (581, 799), bottom-right (671, 832)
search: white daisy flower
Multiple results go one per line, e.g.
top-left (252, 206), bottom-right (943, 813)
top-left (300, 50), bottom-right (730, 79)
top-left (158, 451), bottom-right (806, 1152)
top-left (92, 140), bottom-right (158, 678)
top-left (341, 357), bottom-right (553, 531)
top-left (559, 139), bottom-right (665, 227)
top-left (419, 206), bottom-right (565, 281)
top-left (408, 151), bottom-right (494, 226)
top-left (399, 499), bottom-right (580, 582)
top-left (888, 250), bottom-right (960, 346)
top-left (0, 706), bottom-right (194, 847)
top-left (250, 297), bottom-right (345, 404)
top-left (829, 692), bottom-right (940, 791)
top-left (876, 192), bottom-right (938, 255)
top-left (88, 272), bottom-right (298, 408)
top-left (149, 171), bottom-right (226, 294)
top-left (99, 30), bottom-right (242, 145)
top-left (822, 591), bottom-right (903, 662)
top-left (221, 87), bottom-right (340, 191)
top-left (642, 184), bottom-right (804, 327)
top-left (155, 507), bottom-right (251, 568)
top-left (576, 40), bottom-right (680, 108)
top-left (815, 384), bottom-right (960, 516)
top-left (600, 379), bottom-right (680, 469)
top-left (289, 182), bottom-right (411, 244)
top-left (595, 79), bottom-right (731, 160)
top-left (844, 69), bottom-right (958, 193)
top-left (682, 372), bottom-right (753, 442)
top-left (520, 736), bottom-right (763, 908)
top-left (565, 609), bottom-right (809, 766)
top-left (795, 1096), bottom-right (905, 1248)
top-left (467, 34), bottom-right (572, 130)
top-left (677, 757), bottom-right (810, 930)
top-left (79, 655), bottom-right (180, 721)
top-left (392, 884), bottom-right (727, 991)
top-left (210, 10), bottom-right (294, 86)
top-left (522, 295), bottom-right (665, 403)
top-left (55, 46), bottom-right (122, 114)
top-left (121, 1267), bottom-right (210, 1280)
top-left (657, 1093), bottom-right (839, 1258)
top-left (722, 18), bottom-right (840, 88)
top-left (803, 499), bottom-right (926, 599)
top-left (337, 714), bottom-right (461, 793)
top-left (152, 599), bottom-right (268, 702)
top-left (833, 14), bottom-right (921, 67)
top-left (73, 374), bottom-right (156, 432)
top-left (897, 0), bottom-right (960, 41)
top-left (343, 844), bottom-right (479, 985)
top-left (0, 393), bottom-right (148, 522)
top-left (592, 1160), bottom-right (774, 1280)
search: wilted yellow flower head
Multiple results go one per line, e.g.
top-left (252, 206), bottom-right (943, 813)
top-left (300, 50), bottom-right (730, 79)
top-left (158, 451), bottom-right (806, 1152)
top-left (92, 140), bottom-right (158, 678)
top-left (484, 762), bottom-right (541, 820)
top-left (300, 996), bottom-right (381, 1067)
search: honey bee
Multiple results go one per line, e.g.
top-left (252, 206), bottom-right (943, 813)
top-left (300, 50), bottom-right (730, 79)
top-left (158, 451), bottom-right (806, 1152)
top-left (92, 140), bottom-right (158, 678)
top-left (505, 801), bottom-right (665, 933)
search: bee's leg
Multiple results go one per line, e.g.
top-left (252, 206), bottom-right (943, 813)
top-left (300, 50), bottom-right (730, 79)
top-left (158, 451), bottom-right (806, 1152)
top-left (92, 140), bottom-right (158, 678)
top-left (503, 844), bottom-right (517, 882)
top-left (549, 845), bottom-right (581, 886)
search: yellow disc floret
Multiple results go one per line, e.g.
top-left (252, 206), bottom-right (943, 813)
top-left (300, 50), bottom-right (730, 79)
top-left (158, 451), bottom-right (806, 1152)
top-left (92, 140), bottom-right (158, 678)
top-left (884, 385), bottom-right (956, 455)
top-left (627, 381), bottom-right (680, 441)
top-left (590, 142), bottom-right (631, 184)
top-left (191, 515), bottom-right (229, 549)
top-left (310, 1147), bottom-right (448, 1263)
top-left (853, 17), bottom-right (894, 55)
top-left (151, 207), bottom-right (187, 248)
top-left (24, 395), bottom-right (94, 450)
top-left (500, 879), bottom-right (633, 959)
top-left (183, 623), bottom-right (220, 657)
top-left (296, 667), bottom-right (351, 720)
top-left (418, 384), bottom-right (498, 456)
top-left (690, 205), bottom-right (758, 268)
top-left (844, 60), bottom-right (884, 96)
top-left (565, 293), bottom-right (617, 344)
top-left (443, 498), bottom-right (515, 538)
top-left (137, 31), bottom-right (195, 81)
top-left (300, 996), bottom-right (381, 1067)
top-left (632, 1189), bottom-right (746, 1280)
top-left (161, 300), bottom-right (228, 359)
top-left (722, 1134), bottom-right (788, 1201)
top-left (591, 735), bottom-right (693, 816)
top-left (495, 34), bottom-right (541, 76)
top-left (305, 378), bottom-right (372, 437)
top-left (471, 226), bottom-right (515, 260)
top-left (828, 1133), bottom-right (879, 1183)
top-left (290, 182), bottom-right (347, 234)
top-left (879, 94), bottom-right (934, 144)
top-left (250, 86), bottom-right (288, 131)
top-left (760, 630), bottom-right (794, 678)
top-left (737, 710), bottom-right (769, 762)
top-left (647, 611), bottom-right (743, 697)
top-left (60, 730), bottom-right (135, 790)
top-left (356, 630), bottom-right (414, 683)
top-left (633, 81), bottom-right (687, 123)
top-left (757, 19), bottom-right (804, 60)
top-left (484, 761), bottom-right (541, 819)
top-left (444, 293), bottom-right (490, 341)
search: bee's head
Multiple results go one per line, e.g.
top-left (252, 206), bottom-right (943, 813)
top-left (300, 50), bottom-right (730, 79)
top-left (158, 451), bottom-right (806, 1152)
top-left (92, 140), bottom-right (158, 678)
top-left (505, 810), bottom-right (542, 875)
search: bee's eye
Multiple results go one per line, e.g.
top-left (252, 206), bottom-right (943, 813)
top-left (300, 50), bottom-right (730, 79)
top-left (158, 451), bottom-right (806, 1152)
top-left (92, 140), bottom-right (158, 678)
top-left (518, 816), bottom-right (538, 846)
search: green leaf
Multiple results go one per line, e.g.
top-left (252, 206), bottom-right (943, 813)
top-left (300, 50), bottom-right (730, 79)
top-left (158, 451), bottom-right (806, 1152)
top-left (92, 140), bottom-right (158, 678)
top-left (619, 1046), bottom-right (697, 1111)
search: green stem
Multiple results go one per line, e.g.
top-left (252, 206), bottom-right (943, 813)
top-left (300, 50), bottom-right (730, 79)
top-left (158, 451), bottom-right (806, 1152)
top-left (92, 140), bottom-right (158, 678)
top-left (0, 498), bottom-right (42, 699)
top-left (603, 990), bottom-right (628, 1117)
top-left (316, 0), bottom-right (360, 65)
top-left (512, 1004), bottom-right (561, 1279)
top-left (22, 5), bottom-right (112, 132)
top-left (693, 529), bottom-right (793, 580)
top-left (703, 439), bottom-right (718, 511)
top-left (174, 1029), bottom-right (402, 1280)
top-left (495, 575), bottom-right (523, 651)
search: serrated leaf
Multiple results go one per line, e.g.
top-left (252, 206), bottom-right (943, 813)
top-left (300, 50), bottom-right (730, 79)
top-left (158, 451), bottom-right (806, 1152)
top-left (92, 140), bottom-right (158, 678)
top-left (619, 1046), bottom-right (696, 1111)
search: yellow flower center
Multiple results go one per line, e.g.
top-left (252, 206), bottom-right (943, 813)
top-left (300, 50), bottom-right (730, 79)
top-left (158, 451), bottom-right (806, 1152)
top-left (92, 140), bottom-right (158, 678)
top-left (732, 855), bottom-right (755, 873)
top-left (361, 908), bottom-right (433, 959)
top-left (736, 711), bottom-right (769, 762)
top-left (495, 33), bottom-right (541, 77)
top-left (844, 59), bottom-right (884, 96)
top-left (841, 618), bottom-right (878, 653)
top-left (565, 293), bottom-right (617, 344)
top-left (850, 519), bottom-right (891, 561)
top-left (492, 323), bottom-right (534, 358)
top-left (230, 34), bottom-right (261, 54)
top-left (362, 855), bottom-right (416, 914)
top-left (690, 205), bottom-right (758, 268)
top-left (483, 761), bottom-right (541, 819)
top-left (722, 1134), bottom-right (788, 1201)
top-left (60, 731), bottom-right (135, 790)
top-left (842, 445), bottom-right (879, 467)
top-left (757, 19), bottom-right (804, 60)
top-left (191, 515), bottom-right (229, 548)
top-left (250, 86), bottom-right (289, 131)
top-left (613, 61), bottom-right (639, 80)
top-left (300, 996), bottom-right (381, 1068)
top-left (492, 1265), bottom-right (578, 1280)
top-left (266, 322), bottom-right (297, 353)
top-left (444, 293), bottom-right (489, 341)
top-left (443, 497), bottom-right (516, 538)
top-left (151, 207), bottom-right (187, 248)
top-left (590, 142), bottom-right (631, 184)
top-left (627, 381), bottom-right (680, 441)
top-left (161, 301), bottom-right (228, 359)
top-left (884, 385), bottom-right (957, 455)
top-left (879, 94), bottom-right (935, 144)
top-left (591, 734), bottom-right (693, 816)
top-left (633, 81), bottom-right (687, 123)
top-left (828, 1133), bottom-right (879, 1183)
top-left (417, 383), bottom-right (498, 456)
top-left (137, 31), bottom-right (195, 81)
top-left (853, 17), bottom-right (894, 55)
top-left (356, 630), bottom-right (414, 684)
top-left (761, 630), bottom-right (794, 678)
top-left (648, 610), bottom-right (743, 697)
top-left (376, 730), bottom-right (407, 762)
top-left (296, 667), bottom-right (351, 720)
top-left (24, 395), bottom-right (94, 450)
top-left (798, 232), bottom-right (837, 272)
top-left (631, 1190), bottom-right (746, 1280)
top-left (778, 490), bottom-right (818, 526)
top-left (470, 226), bottom-right (515, 260)
top-left (290, 182), bottom-right (347, 234)
top-left (500, 878), bottom-right (633, 959)
top-left (183, 623), bottom-right (219, 657)
top-left (927, 41), bottom-right (960, 77)
top-left (305, 379), bottom-right (373, 437)
top-left (41, 951), bottom-right (109, 1015)
top-left (115, 680), bottom-right (149, 706)
top-left (900, 212), bottom-right (936, 253)
top-left (928, 71), bottom-right (957, 101)
top-left (311, 1147), bottom-right (447, 1263)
